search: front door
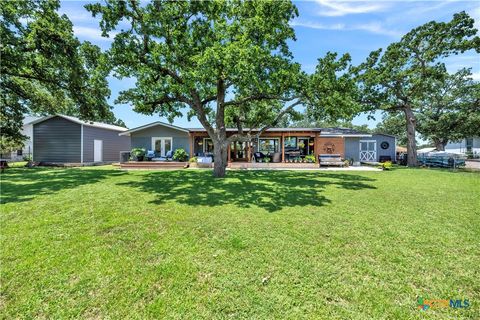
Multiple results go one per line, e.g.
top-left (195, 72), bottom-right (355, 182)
top-left (94, 139), bottom-right (103, 162)
top-left (359, 140), bottom-right (376, 162)
top-left (230, 141), bottom-right (247, 161)
top-left (152, 137), bottom-right (172, 157)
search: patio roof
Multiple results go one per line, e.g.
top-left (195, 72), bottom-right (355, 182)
top-left (120, 121), bottom-right (379, 138)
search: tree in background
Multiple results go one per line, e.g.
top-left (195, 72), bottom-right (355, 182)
top-left (375, 113), bottom-right (407, 146)
top-left (283, 114), bottom-right (372, 133)
top-left (416, 67), bottom-right (480, 150)
top-left (87, 1), bottom-right (359, 177)
top-left (355, 12), bottom-right (479, 166)
top-left (0, 0), bottom-right (118, 151)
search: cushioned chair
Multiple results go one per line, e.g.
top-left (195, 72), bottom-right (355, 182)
top-left (158, 150), bottom-right (174, 161)
top-left (272, 152), bottom-right (281, 163)
top-left (253, 152), bottom-right (266, 162)
top-left (146, 150), bottom-right (155, 161)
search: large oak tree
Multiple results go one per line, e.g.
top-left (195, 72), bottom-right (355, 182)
top-left (355, 12), bottom-right (479, 166)
top-left (87, 0), bottom-right (359, 177)
top-left (417, 67), bottom-right (480, 150)
top-left (0, 0), bottom-right (118, 151)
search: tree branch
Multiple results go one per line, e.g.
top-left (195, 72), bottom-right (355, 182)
top-left (227, 99), bottom-right (302, 143)
top-left (224, 94), bottom-right (295, 107)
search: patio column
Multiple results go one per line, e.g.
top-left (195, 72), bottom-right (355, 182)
top-left (189, 133), bottom-right (194, 158)
top-left (281, 132), bottom-right (285, 162)
top-left (315, 132), bottom-right (320, 160)
top-left (227, 143), bottom-right (231, 162)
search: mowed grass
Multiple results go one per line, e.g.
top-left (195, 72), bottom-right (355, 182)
top-left (1, 166), bottom-right (479, 319)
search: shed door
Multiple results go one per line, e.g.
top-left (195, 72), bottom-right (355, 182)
top-left (94, 140), bottom-right (103, 162)
top-left (359, 140), bottom-right (376, 162)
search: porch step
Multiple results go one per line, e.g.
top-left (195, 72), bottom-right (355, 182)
top-left (228, 162), bottom-right (317, 169)
top-left (120, 161), bottom-right (187, 169)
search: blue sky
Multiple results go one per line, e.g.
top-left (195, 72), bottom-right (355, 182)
top-left (60, 0), bottom-right (480, 129)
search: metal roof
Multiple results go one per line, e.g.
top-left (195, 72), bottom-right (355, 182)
top-left (28, 115), bottom-right (128, 132)
top-left (122, 121), bottom-right (381, 137)
top-left (187, 127), bottom-right (323, 132)
top-left (119, 121), bottom-right (190, 136)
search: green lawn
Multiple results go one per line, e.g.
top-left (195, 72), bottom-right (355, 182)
top-left (1, 167), bottom-right (479, 319)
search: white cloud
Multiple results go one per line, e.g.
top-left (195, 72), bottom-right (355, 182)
top-left (291, 20), bottom-right (401, 37)
top-left (73, 26), bottom-right (115, 42)
top-left (471, 72), bottom-right (480, 81)
top-left (59, 9), bottom-right (97, 23)
top-left (314, 0), bottom-right (388, 17)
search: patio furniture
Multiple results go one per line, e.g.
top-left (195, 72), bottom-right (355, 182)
top-left (0, 160), bottom-right (8, 172)
top-left (285, 151), bottom-right (300, 161)
top-left (197, 156), bottom-right (213, 168)
top-left (155, 150), bottom-right (174, 161)
top-left (253, 152), bottom-right (267, 162)
top-left (146, 150), bottom-right (155, 161)
top-left (271, 152), bottom-right (281, 163)
top-left (318, 154), bottom-right (344, 167)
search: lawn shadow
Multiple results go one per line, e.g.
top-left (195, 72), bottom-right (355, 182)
top-left (118, 170), bottom-right (377, 212)
top-left (0, 167), bottom-right (127, 204)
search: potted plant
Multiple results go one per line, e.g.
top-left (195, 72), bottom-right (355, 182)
top-left (173, 148), bottom-right (188, 162)
top-left (305, 155), bottom-right (315, 163)
top-left (189, 156), bottom-right (198, 168)
top-left (131, 148), bottom-right (146, 161)
top-left (379, 161), bottom-right (393, 171)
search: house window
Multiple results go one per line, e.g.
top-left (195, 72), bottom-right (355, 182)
top-left (203, 138), bottom-right (214, 154)
top-left (284, 137), bottom-right (297, 150)
top-left (258, 138), bottom-right (280, 154)
top-left (16, 149), bottom-right (23, 156)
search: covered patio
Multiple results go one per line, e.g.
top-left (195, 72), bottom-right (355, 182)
top-left (189, 128), bottom-right (347, 164)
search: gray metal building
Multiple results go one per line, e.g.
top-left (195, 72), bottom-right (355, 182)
top-left (31, 115), bottom-right (130, 164)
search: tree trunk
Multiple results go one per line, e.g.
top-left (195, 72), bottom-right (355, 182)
top-left (433, 138), bottom-right (445, 151)
top-left (403, 106), bottom-right (418, 167)
top-left (212, 139), bottom-right (228, 178)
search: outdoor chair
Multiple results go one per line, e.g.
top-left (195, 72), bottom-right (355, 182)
top-left (272, 152), bottom-right (281, 163)
top-left (158, 150), bottom-right (174, 161)
top-left (146, 150), bottom-right (155, 161)
top-left (253, 152), bottom-right (267, 162)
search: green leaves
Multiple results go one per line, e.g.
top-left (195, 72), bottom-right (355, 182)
top-left (1, 0), bottom-right (117, 150)
top-left (305, 52), bottom-right (361, 122)
top-left (354, 11), bottom-right (479, 164)
top-left (416, 67), bottom-right (480, 148)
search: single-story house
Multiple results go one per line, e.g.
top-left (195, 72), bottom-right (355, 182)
top-left (120, 122), bottom-right (396, 163)
top-left (445, 137), bottom-right (480, 155)
top-left (0, 115), bottom-right (39, 161)
top-left (30, 115), bottom-right (131, 164)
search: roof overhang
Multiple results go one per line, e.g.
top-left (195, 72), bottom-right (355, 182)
top-left (320, 134), bottom-right (372, 138)
top-left (119, 121), bottom-right (190, 136)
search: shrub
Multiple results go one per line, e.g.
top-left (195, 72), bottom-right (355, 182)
top-left (189, 156), bottom-right (197, 163)
top-left (23, 155), bottom-right (32, 162)
top-left (305, 155), bottom-right (316, 163)
top-left (264, 157), bottom-right (271, 163)
top-left (344, 160), bottom-right (350, 167)
top-left (131, 148), bottom-right (146, 161)
top-left (173, 148), bottom-right (188, 162)
top-left (380, 161), bottom-right (393, 170)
